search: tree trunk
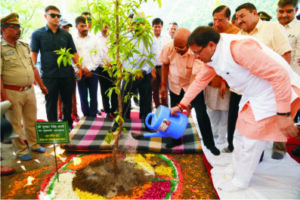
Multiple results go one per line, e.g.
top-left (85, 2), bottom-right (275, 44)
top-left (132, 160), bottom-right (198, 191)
top-left (112, 0), bottom-right (122, 175)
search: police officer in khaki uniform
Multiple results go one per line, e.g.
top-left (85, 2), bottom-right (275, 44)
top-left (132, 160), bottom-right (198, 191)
top-left (0, 13), bottom-right (48, 161)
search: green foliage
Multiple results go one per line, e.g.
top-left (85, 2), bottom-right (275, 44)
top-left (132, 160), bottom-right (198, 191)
top-left (88, 0), bottom-right (160, 144)
top-left (54, 48), bottom-right (76, 67)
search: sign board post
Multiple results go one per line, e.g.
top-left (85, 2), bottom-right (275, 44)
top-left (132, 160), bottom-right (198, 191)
top-left (35, 121), bottom-right (70, 182)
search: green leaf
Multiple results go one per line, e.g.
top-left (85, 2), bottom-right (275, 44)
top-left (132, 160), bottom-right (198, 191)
top-left (57, 56), bottom-right (63, 68)
top-left (63, 57), bottom-right (67, 67)
top-left (123, 127), bottom-right (128, 134)
top-left (104, 132), bottom-right (114, 144)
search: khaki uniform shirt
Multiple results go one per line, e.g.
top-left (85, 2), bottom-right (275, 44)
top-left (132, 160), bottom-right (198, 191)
top-left (0, 39), bottom-right (35, 86)
top-left (239, 19), bottom-right (292, 56)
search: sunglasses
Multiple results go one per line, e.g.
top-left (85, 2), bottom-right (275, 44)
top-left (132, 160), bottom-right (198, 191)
top-left (6, 24), bottom-right (21, 30)
top-left (48, 13), bottom-right (62, 19)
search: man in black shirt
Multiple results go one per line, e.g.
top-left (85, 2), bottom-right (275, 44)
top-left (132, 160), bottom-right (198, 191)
top-left (31, 5), bottom-right (82, 129)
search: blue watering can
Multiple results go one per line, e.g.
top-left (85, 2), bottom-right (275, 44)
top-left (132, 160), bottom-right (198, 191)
top-left (144, 105), bottom-right (188, 139)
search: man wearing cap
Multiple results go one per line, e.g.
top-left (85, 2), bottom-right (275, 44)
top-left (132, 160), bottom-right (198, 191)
top-left (30, 5), bottom-right (83, 130)
top-left (60, 18), bottom-right (73, 32)
top-left (1, 12), bottom-right (48, 161)
top-left (257, 11), bottom-right (272, 21)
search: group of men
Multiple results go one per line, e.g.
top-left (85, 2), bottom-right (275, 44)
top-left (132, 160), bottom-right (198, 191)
top-left (1, 0), bottom-right (300, 193)
top-left (170, 0), bottom-right (300, 192)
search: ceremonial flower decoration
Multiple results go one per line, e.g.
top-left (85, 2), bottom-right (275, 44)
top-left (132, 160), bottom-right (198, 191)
top-left (38, 153), bottom-right (183, 199)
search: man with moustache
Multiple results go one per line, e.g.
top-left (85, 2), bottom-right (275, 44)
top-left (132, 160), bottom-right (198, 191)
top-left (73, 16), bottom-right (102, 117)
top-left (277, 0), bottom-right (300, 156)
top-left (235, 2), bottom-right (292, 160)
top-left (1, 13), bottom-right (48, 161)
top-left (207, 5), bottom-right (240, 148)
top-left (159, 28), bottom-right (219, 154)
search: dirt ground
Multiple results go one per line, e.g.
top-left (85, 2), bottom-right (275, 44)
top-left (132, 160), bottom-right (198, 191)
top-left (1, 86), bottom-right (218, 199)
top-left (1, 142), bottom-right (217, 199)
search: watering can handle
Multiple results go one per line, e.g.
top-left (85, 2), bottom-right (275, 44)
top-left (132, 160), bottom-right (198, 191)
top-left (145, 113), bottom-right (155, 129)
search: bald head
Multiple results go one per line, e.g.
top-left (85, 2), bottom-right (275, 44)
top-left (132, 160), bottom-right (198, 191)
top-left (174, 28), bottom-right (191, 46)
top-left (173, 28), bottom-right (190, 55)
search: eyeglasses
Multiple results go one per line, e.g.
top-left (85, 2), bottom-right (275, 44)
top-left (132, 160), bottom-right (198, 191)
top-left (277, 8), bottom-right (295, 14)
top-left (192, 45), bottom-right (207, 56)
top-left (174, 45), bottom-right (187, 51)
top-left (47, 13), bottom-right (62, 19)
top-left (6, 24), bottom-right (21, 30)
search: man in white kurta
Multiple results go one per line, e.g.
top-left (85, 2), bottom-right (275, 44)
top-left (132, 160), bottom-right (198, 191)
top-left (171, 27), bottom-right (300, 191)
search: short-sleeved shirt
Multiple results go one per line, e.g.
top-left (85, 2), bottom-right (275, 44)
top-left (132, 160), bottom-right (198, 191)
top-left (73, 34), bottom-right (102, 71)
top-left (159, 41), bottom-right (203, 95)
top-left (239, 19), bottom-right (292, 56)
top-left (30, 25), bottom-right (77, 78)
top-left (152, 34), bottom-right (171, 66)
top-left (282, 19), bottom-right (300, 75)
top-left (1, 39), bottom-right (35, 86)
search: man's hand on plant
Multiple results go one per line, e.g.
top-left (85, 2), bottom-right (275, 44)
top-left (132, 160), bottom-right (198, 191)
top-left (82, 67), bottom-right (92, 77)
top-left (76, 67), bottom-right (83, 81)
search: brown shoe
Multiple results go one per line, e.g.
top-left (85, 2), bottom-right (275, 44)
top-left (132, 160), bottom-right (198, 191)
top-left (0, 166), bottom-right (14, 176)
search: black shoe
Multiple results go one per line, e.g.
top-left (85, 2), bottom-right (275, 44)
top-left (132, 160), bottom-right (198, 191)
top-left (292, 146), bottom-right (300, 157)
top-left (209, 146), bottom-right (220, 156)
top-left (131, 133), bottom-right (144, 139)
top-left (166, 138), bottom-right (182, 148)
top-left (272, 152), bottom-right (284, 160)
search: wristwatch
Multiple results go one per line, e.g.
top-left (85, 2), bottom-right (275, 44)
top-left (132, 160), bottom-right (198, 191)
top-left (276, 112), bottom-right (291, 116)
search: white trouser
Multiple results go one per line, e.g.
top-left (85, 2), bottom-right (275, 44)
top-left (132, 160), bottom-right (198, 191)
top-left (231, 130), bottom-right (268, 188)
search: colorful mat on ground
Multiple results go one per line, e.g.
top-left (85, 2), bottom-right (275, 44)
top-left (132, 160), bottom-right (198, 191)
top-left (62, 117), bottom-right (202, 153)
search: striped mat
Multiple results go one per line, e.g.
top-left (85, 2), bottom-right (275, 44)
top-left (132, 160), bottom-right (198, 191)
top-left (62, 117), bottom-right (202, 153)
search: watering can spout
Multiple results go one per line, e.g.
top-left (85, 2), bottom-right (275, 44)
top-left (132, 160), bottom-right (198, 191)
top-left (144, 105), bottom-right (188, 139)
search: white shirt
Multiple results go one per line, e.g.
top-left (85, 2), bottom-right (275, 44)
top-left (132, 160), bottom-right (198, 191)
top-left (152, 33), bottom-right (171, 66)
top-left (282, 19), bottom-right (300, 75)
top-left (122, 33), bottom-right (153, 74)
top-left (74, 34), bottom-right (102, 71)
top-left (96, 33), bottom-right (111, 65)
